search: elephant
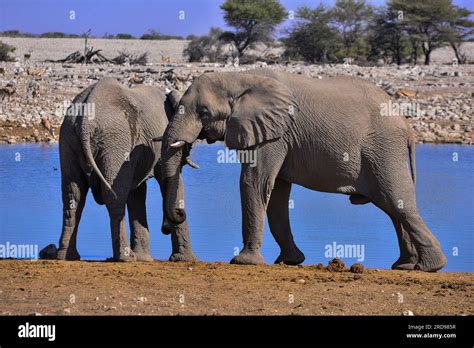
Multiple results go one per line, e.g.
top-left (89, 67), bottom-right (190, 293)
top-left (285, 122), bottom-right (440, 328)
top-left (57, 77), bottom-right (197, 262)
top-left (158, 68), bottom-right (447, 272)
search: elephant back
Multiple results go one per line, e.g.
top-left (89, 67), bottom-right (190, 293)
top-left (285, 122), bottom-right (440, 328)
top-left (79, 78), bottom-right (168, 188)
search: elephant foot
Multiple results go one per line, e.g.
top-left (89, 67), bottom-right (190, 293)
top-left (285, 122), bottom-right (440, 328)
top-left (391, 254), bottom-right (418, 270)
top-left (134, 252), bottom-right (154, 262)
top-left (391, 262), bottom-right (416, 270)
top-left (169, 250), bottom-right (197, 262)
top-left (57, 248), bottom-right (80, 261)
top-left (230, 249), bottom-right (264, 265)
top-left (274, 247), bottom-right (305, 265)
top-left (414, 247), bottom-right (447, 272)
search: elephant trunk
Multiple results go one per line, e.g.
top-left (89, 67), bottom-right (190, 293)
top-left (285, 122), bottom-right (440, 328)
top-left (161, 112), bottom-right (202, 225)
top-left (162, 158), bottom-right (186, 225)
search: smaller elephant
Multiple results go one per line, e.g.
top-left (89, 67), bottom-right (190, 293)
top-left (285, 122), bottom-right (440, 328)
top-left (57, 77), bottom-right (196, 262)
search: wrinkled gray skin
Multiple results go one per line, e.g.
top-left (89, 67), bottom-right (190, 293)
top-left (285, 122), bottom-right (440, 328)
top-left (161, 69), bottom-right (447, 272)
top-left (58, 78), bottom-right (196, 262)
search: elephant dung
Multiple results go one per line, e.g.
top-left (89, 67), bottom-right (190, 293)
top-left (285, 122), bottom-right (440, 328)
top-left (316, 263), bottom-right (325, 270)
top-left (327, 258), bottom-right (345, 272)
top-left (349, 263), bottom-right (365, 274)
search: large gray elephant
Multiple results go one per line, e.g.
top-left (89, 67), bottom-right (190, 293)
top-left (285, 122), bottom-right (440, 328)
top-left (159, 68), bottom-right (447, 272)
top-left (57, 77), bottom-right (196, 262)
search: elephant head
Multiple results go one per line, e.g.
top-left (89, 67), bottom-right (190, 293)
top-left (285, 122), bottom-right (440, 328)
top-left (159, 71), bottom-right (296, 224)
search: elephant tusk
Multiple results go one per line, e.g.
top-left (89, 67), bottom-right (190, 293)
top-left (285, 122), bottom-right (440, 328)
top-left (170, 140), bottom-right (186, 148)
top-left (151, 135), bottom-right (163, 142)
top-left (185, 157), bottom-right (200, 169)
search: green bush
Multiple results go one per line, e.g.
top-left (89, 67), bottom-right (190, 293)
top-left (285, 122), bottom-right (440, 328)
top-left (220, 0), bottom-right (286, 57)
top-left (283, 0), bottom-right (473, 65)
top-left (140, 29), bottom-right (183, 40)
top-left (283, 5), bottom-right (342, 63)
top-left (115, 33), bottom-right (135, 40)
top-left (40, 32), bottom-right (67, 38)
top-left (183, 27), bottom-right (228, 62)
top-left (0, 30), bottom-right (35, 37)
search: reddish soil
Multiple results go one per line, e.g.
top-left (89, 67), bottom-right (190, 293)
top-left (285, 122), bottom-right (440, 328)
top-left (0, 260), bottom-right (472, 315)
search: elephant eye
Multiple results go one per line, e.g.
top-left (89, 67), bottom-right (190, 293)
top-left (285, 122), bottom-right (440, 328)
top-left (199, 106), bottom-right (211, 118)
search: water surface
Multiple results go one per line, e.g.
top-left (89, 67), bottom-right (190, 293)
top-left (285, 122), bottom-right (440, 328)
top-left (0, 143), bottom-right (472, 272)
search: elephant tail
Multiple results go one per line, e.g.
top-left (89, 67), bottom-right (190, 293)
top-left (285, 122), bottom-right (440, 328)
top-left (78, 105), bottom-right (117, 199)
top-left (408, 137), bottom-right (416, 186)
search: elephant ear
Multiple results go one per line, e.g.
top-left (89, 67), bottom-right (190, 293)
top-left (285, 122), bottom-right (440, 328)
top-left (164, 90), bottom-right (182, 121)
top-left (225, 75), bottom-right (296, 150)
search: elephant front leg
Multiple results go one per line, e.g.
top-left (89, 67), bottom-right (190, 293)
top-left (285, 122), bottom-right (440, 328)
top-left (168, 176), bottom-right (197, 262)
top-left (155, 169), bottom-right (197, 262)
top-left (267, 179), bottom-right (305, 265)
top-left (230, 168), bottom-right (271, 265)
top-left (127, 183), bottom-right (153, 262)
top-left (169, 220), bottom-right (197, 262)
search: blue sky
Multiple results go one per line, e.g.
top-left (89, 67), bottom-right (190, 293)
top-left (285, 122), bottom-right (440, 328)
top-left (0, 0), bottom-right (472, 37)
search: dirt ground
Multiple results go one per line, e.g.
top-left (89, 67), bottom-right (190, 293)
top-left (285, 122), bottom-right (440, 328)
top-left (0, 260), bottom-right (472, 316)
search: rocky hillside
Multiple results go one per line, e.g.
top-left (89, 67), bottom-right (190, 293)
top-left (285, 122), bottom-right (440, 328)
top-left (0, 38), bottom-right (472, 144)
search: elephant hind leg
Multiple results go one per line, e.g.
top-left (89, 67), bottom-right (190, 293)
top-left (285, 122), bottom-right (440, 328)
top-left (102, 162), bottom-right (137, 262)
top-left (58, 143), bottom-right (88, 260)
top-left (389, 215), bottom-right (418, 270)
top-left (58, 177), bottom-right (87, 260)
top-left (103, 175), bottom-right (135, 262)
top-left (127, 183), bottom-right (153, 262)
top-left (105, 200), bottom-right (136, 262)
top-left (267, 178), bottom-right (305, 265)
top-left (368, 166), bottom-right (446, 272)
top-left (369, 198), bottom-right (418, 270)
top-left (399, 211), bottom-right (447, 272)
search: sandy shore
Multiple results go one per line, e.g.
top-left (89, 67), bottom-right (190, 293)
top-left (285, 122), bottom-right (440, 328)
top-left (0, 260), bottom-right (472, 316)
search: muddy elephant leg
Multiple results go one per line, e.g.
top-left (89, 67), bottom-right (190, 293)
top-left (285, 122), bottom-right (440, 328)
top-left (57, 145), bottom-right (88, 260)
top-left (267, 178), bottom-right (305, 265)
top-left (106, 201), bottom-right (135, 262)
top-left (127, 183), bottom-right (153, 262)
top-left (389, 216), bottom-right (418, 270)
top-left (155, 167), bottom-right (197, 262)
